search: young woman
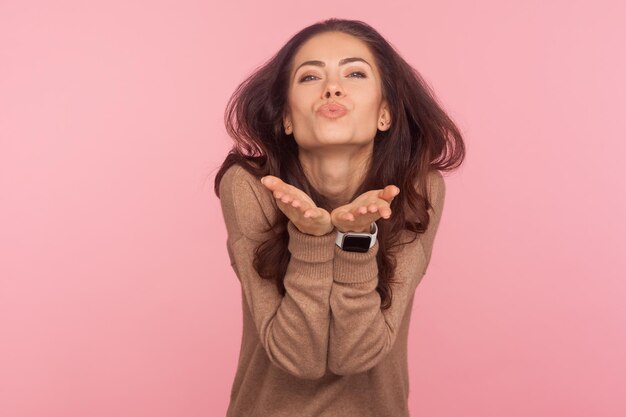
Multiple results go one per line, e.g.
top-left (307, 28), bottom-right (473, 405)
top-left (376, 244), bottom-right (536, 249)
top-left (214, 18), bottom-right (465, 417)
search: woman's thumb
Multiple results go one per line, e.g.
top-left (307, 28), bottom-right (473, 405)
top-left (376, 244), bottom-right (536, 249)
top-left (381, 185), bottom-right (400, 201)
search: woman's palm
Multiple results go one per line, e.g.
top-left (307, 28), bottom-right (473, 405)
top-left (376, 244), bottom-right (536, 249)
top-left (260, 175), bottom-right (332, 235)
top-left (261, 175), bottom-right (399, 235)
top-left (331, 186), bottom-right (399, 233)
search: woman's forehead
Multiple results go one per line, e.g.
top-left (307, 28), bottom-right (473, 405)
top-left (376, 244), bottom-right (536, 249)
top-left (292, 32), bottom-right (375, 67)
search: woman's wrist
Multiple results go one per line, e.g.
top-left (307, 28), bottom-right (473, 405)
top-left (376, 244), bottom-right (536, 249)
top-left (335, 222), bottom-right (375, 234)
top-left (293, 222), bottom-right (335, 236)
top-left (336, 226), bottom-right (370, 233)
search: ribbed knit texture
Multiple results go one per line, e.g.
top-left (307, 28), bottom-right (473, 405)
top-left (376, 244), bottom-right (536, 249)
top-left (219, 164), bottom-right (446, 417)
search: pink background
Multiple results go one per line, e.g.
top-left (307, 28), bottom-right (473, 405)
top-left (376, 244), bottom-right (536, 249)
top-left (1, 1), bottom-right (625, 416)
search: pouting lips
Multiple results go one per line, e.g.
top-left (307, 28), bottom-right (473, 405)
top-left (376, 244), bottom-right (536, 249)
top-left (318, 103), bottom-right (347, 118)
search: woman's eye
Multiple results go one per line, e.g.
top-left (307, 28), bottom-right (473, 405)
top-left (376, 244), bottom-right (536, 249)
top-left (299, 71), bottom-right (367, 83)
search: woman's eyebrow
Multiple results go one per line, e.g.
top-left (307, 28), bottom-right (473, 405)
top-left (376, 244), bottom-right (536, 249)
top-left (294, 57), bottom-right (372, 74)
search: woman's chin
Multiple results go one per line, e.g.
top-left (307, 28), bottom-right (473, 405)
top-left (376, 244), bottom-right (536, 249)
top-left (296, 136), bottom-right (374, 150)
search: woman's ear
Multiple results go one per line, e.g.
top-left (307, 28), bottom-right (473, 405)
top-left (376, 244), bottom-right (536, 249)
top-left (378, 100), bottom-right (391, 131)
top-left (283, 112), bottom-right (292, 135)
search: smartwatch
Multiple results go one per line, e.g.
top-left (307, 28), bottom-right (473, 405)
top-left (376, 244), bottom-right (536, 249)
top-left (335, 222), bottom-right (378, 252)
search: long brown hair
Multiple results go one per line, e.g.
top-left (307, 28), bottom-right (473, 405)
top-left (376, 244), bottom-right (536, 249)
top-left (213, 18), bottom-right (465, 309)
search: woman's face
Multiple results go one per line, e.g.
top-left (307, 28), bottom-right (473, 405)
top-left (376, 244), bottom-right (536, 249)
top-left (284, 31), bottom-right (391, 151)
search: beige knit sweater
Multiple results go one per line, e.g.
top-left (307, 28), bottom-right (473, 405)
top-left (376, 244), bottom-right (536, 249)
top-left (219, 163), bottom-right (446, 417)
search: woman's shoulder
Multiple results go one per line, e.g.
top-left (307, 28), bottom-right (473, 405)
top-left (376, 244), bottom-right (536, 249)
top-left (220, 163), bottom-right (269, 199)
top-left (219, 163), bottom-right (279, 241)
top-left (411, 169), bottom-right (445, 199)
top-left (426, 170), bottom-right (445, 200)
top-left (221, 162), bottom-right (260, 186)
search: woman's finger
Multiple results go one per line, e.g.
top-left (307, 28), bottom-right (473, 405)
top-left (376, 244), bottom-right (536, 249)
top-left (304, 208), bottom-right (322, 219)
top-left (261, 175), bottom-right (280, 189)
top-left (379, 185), bottom-right (400, 202)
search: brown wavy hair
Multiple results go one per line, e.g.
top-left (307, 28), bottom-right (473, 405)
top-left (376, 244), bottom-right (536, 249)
top-left (213, 18), bottom-right (465, 309)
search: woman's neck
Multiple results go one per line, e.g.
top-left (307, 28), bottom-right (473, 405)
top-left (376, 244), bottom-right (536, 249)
top-left (298, 143), bottom-right (373, 209)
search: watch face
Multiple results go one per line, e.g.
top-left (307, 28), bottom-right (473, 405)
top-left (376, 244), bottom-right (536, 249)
top-left (342, 236), bottom-right (372, 252)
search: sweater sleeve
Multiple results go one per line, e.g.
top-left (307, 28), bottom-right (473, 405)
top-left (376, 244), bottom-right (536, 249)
top-left (328, 171), bottom-right (446, 375)
top-left (219, 165), bottom-right (336, 380)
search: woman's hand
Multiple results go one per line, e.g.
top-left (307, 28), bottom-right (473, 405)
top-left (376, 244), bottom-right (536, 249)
top-left (331, 185), bottom-right (400, 233)
top-left (261, 175), bottom-right (334, 236)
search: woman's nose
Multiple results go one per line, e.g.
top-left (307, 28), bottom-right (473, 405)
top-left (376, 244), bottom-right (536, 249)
top-left (324, 89), bottom-right (343, 98)
top-left (323, 77), bottom-right (345, 99)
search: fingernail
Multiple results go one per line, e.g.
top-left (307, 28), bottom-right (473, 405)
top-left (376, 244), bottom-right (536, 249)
top-left (261, 177), bottom-right (267, 185)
